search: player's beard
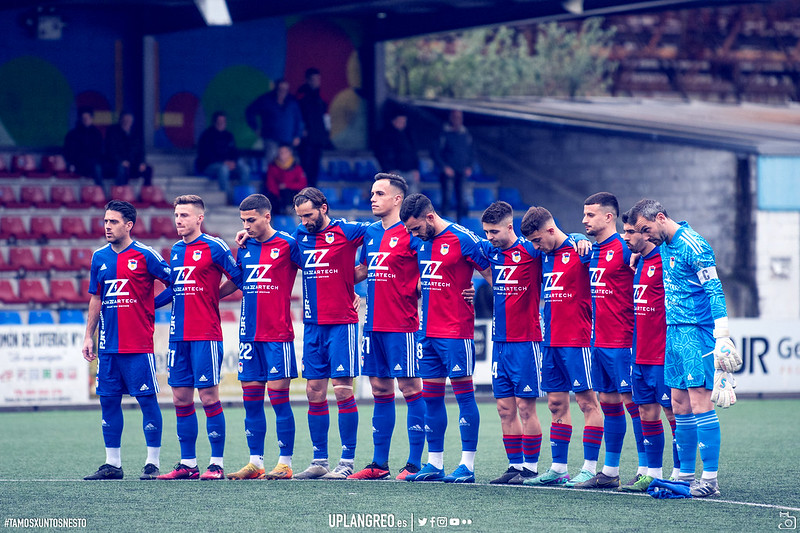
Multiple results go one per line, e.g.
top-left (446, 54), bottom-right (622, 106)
top-left (305, 212), bottom-right (325, 233)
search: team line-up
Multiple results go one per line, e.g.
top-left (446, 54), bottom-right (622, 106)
top-left (81, 173), bottom-right (742, 498)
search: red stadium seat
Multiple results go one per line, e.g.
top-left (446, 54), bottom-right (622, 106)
top-left (138, 185), bottom-right (171, 208)
top-left (110, 185), bottom-right (136, 203)
top-left (50, 279), bottom-right (89, 304)
top-left (148, 215), bottom-right (176, 239)
top-left (79, 278), bottom-right (92, 297)
top-left (0, 248), bottom-right (16, 272)
top-left (69, 247), bottom-right (94, 271)
top-left (161, 247), bottom-right (172, 264)
top-left (18, 278), bottom-right (56, 305)
top-left (13, 154), bottom-right (50, 178)
top-left (20, 185), bottom-right (50, 207)
top-left (0, 279), bottom-right (25, 304)
top-left (43, 155), bottom-right (79, 179)
top-left (50, 185), bottom-right (82, 208)
top-left (29, 216), bottom-right (60, 241)
top-left (90, 217), bottom-right (105, 236)
top-left (9, 248), bottom-right (48, 272)
top-left (0, 216), bottom-right (30, 241)
top-left (0, 185), bottom-right (22, 207)
top-left (61, 217), bottom-right (93, 240)
top-left (80, 185), bottom-right (107, 208)
top-left (0, 154), bottom-right (22, 178)
top-left (41, 247), bottom-right (76, 271)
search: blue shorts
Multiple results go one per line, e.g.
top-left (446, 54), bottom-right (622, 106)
top-left (238, 341), bottom-right (298, 382)
top-left (302, 323), bottom-right (360, 379)
top-left (591, 347), bottom-right (633, 394)
top-left (418, 337), bottom-right (475, 379)
top-left (96, 352), bottom-right (159, 397)
top-left (540, 346), bottom-right (593, 393)
top-left (492, 341), bottom-right (542, 399)
top-left (167, 340), bottom-right (224, 389)
top-left (631, 363), bottom-right (671, 408)
top-left (665, 324), bottom-right (714, 390)
top-left (362, 331), bottom-right (419, 379)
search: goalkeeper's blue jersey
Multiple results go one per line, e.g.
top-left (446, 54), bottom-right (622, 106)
top-left (659, 221), bottom-right (727, 327)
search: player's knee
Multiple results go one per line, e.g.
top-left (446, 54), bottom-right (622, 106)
top-left (397, 378), bottom-right (421, 397)
top-left (496, 401), bottom-right (516, 421)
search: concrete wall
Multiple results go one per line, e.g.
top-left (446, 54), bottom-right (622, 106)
top-left (756, 211), bottom-right (800, 318)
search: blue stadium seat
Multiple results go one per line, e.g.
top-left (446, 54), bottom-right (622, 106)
top-left (419, 158), bottom-right (435, 174)
top-left (233, 184), bottom-right (256, 206)
top-left (59, 309), bottom-right (85, 324)
top-left (339, 187), bottom-right (370, 210)
top-left (327, 159), bottom-right (353, 180)
top-left (498, 187), bottom-right (527, 210)
top-left (272, 215), bottom-right (298, 234)
top-left (319, 186), bottom-right (340, 207)
top-left (28, 310), bottom-right (55, 324)
top-left (155, 310), bottom-right (171, 323)
top-left (472, 187), bottom-right (497, 210)
top-left (459, 216), bottom-right (484, 236)
top-left (420, 172), bottom-right (439, 183)
top-left (0, 311), bottom-right (22, 324)
top-left (425, 188), bottom-right (443, 209)
top-left (354, 159), bottom-right (379, 181)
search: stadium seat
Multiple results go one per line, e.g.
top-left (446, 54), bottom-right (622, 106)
top-left (138, 185), bottom-right (171, 208)
top-left (160, 247), bottom-right (172, 264)
top-left (61, 217), bottom-right (93, 240)
top-left (90, 217), bottom-right (105, 237)
top-left (472, 187), bottom-right (497, 210)
top-left (59, 309), bottom-right (85, 324)
top-left (42, 247), bottom-right (76, 271)
top-left (339, 187), bottom-right (367, 209)
top-left (0, 310), bottom-right (23, 324)
top-left (18, 278), bottom-right (55, 305)
top-left (79, 278), bottom-right (92, 297)
top-left (0, 280), bottom-right (25, 304)
top-left (272, 215), bottom-right (297, 234)
top-left (146, 215), bottom-right (176, 239)
top-left (13, 154), bottom-right (50, 178)
top-left (50, 185), bottom-right (82, 208)
top-left (426, 188), bottom-right (443, 209)
top-left (318, 187), bottom-right (340, 208)
top-left (70, 247), bottom-right (94, 271)
top-left (459, 216), bottom-right (484, 236)
top-left (80, 185), bottom-right (107, 208)
top-left (20, 185), bottom-right (50, 208)
top-left (28, 310), bottom-right (55, 324)
top-left (110, 185), bottom-right (136, 203)
top-left (29, 216), bottom-right (60, 241)
top-left (498, 187), bottom-right (527, 210)
top-left (51, 279), bottom-right (89, 304)
top-left (9, 247), bottom-right (48, 272)
top-left (354, 159), bottom-right (379, 180)
top-left (0, 216), bottom-right (30, 241)
top-left (0, 248), bottom-right (15, 272)
top-left (233, 184), bottom-right (256, 206)
top-left (420, 172), bottom-right (439, 183)
top-left (0, 154), bottom-right (22, 178)
top-left (0, 185), bottom-right (22, 207)
top-left (327, 159), bottom-right (353, 180)
top-left (43, 155), bottom-right (78, 179)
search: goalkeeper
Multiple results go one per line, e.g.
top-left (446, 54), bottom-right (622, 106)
top-left (629, 199), bottom-right (741, 498)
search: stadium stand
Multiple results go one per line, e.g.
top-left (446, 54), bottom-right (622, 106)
top-left (69, 248), bottom-right (94, 271)
top-left (50, 279), bottom-right (89, 305)
top-left (9, 248), bottom-right (48, 273)
top-left (61, 217), bottom-right (93, 240)
top-left (18, 278), bottom-right (54, 305)
top-left (0, 280), bottom-right (26, 305)
top-left (41, 247), bottom-right (76, 271)
top-left (51, 185), bottom-right (83, 208)
top-left (59, 309), bottom-right (85, 324)
top-left (110, 185), bottom-right (136, 204)
top-left (30, 216), bottom-right (60, 241)
top-left (28, 310), bottom-right (55, 324)
top-left (0, 216), bottom-right (31, 241)
top-left (0, 310), bottom-right (23, 324)
top-left (80, 185), bottom-right (107, 208)
top-left (0, 184), bottom-right (22, 207)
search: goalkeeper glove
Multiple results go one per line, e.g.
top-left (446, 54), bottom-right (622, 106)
top-left (711, 370), bottom-right (736, 409)
top-left (713, 318), bottom-right (742, 372)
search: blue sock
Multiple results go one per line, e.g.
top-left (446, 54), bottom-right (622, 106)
top-left (601, 402), bottom-right (625, 468)
top-left (669, 417), bottom-right (680, 471)
top-left (203, 401), bottom-right (225, 458)
top-left (452, 379), bottom-right (479, 452)
top-left (337, 396), bottom-right (358, 461)
top-left (583, 425), bottom-right (603, 462)
top-left (243, 385), bottom-right (266, 457)
top-left (503, 434), bottom-right (523, 464)
top-left (175, 404), bottom-right (198, 460)
top-left (99, 395), bottom-right (124, 448)
top-left (522, 434), bottom-right (542, 466)
top-left (695, 410), bottom-right (721, 473)
top-left (136, 394), bottom-right (162, 447)
top-left (268, 387), bottom-right (295, 457)
top-left (422, 381), bottom-right (447, 454)
top-left (641, 419), bottom-right (665, 469)
top-left (550, 423), bottom-right (572, 465)
top-left (372, 393), bottom-right (395, 466)
top-left (675, 413), bottom-right (698, 476)
top-left (405, 391), bottom-right (425, 468)
top-left (308, 400), bottom-right (329, 460)
top-left (626, 402), bottom-right (647, 468)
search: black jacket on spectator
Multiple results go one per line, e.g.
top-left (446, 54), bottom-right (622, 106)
top-left (376, 126), bottom-right (419, 173)
top-left (64, 124), bottom-right (103, 176)
top-left (196, 127), bottom-right (238, 173)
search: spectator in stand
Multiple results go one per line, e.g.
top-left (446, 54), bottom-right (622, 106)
top-left (196, 111), bottom-right (247, 205)
top-left (376, 108), bottom-right (420, 194)
top-left (246, 79), bottom-right (304, 166)
top-left (296, 68), bottom-right (331, 188)
top-left (431, 109), bottom-right (475, 222)
top-left (267, 144), bottom-right (308, 215)
top-left (64, 106), bottom-right (104, 186)
top-left (105, 111), bottom-right (153, 186)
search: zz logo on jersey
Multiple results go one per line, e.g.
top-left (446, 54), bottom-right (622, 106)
top-left (633, 284), bottom-right (648, 304)
top-left (367, 251), bottom-right (391, 271)
top-left (542, 272), bottom-right (565, 292)
top-left (245, 264), bottom-right (273, 282)
top-left (589, 267), bottom-right (607, 287)
top-left (420, 260), bottom-right (443, 279)
top-left (303, 249), bottom-right (330, 268)
top-left (104, 279), bottom-right (130, 297)
top-left (494, 265), bottom-right (519, 285)
top-left (172, 266), bottom-right (197, 284)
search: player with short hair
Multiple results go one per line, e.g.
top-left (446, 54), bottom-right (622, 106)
top-left (291, 187), bottom-right (368, 479)
top-left (223, 194), bottom-right (301, 480)
top-left (349, 174), bottom-right (426, 480)
top-left (156, 195), bottom-right (243, 480)
top-left (478, 201), bottom-right (545, 485)
top-left (630, 199), bottom-right (740, 498)
top-left (400, 193), bottom-right (491, 483)
top-left (83, 200), bottom-right (171, 480)
top-left (617, 210), bottom-right (679, 492)
top-left (520, 206), bottom-right (605, 488)
top-left (573, 192), bottom-right (646, 489)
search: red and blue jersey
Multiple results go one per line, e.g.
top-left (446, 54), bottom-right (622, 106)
top-left (238, 231), bottom-right (301, 342)
top-left (410, 222), bottom-right (490, 339)
top-left (589, 234), bottom-right (634, 348)
top-left (359, 221), bottom-right (419, 333)
top-left (479, 237), bottom-right (543, 342)
top-left (541, 237), bottom-right (592, 347)
top-left (295, 218), bottom-right (368, 325)
top-left (88, 241), bottom-right (171, 354)
top-left (167, 233), bottom-right (242, 342)
top-left (632, 248), bottom-right (666, 365)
